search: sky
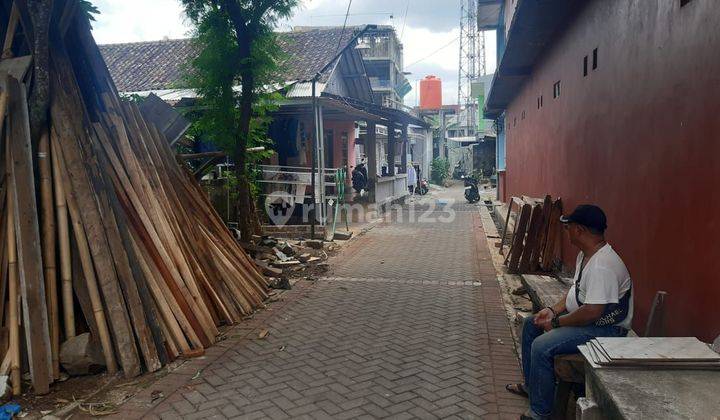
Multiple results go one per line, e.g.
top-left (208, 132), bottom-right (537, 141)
top-left (91, 0), bottom-right (497, 106)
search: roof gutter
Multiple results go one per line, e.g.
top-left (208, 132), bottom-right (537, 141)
top-left (483, 0), bottom-right (584, 119)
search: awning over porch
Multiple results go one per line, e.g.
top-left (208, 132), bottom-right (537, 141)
top-left (272, 95), bottom-right (383, 122)
top-left (322, 93), bottom-right (429, 128)
top-left (272, 94), bottom-right (428, 130)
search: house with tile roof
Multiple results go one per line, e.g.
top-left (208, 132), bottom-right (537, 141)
top-left (99, 26), bottom-right (431, 228)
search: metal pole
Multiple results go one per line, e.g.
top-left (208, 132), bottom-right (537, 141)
top-left (317, 105), bottom-right (326, 226)
top-left (310, 79), bottom-right (317, 238)
top-left (306, 25), bottom-right (376, 237)
top-left (225, 157), bottom-right (230, 223)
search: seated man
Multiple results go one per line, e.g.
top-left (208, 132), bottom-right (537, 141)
top-left (507, 204), bottom-right (633, 420)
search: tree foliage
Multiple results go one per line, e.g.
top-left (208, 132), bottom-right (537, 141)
top-left (431, 157), bottom-right (450, 185)
top-left (183, 7), bottom-right (276, 164)
top-left (180, 0), bottom-right (299, 238)
top-left (79, 0), bottom-right (100, 25)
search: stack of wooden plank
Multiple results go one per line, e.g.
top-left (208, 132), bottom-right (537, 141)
top-left (580, 337), bottom-right (720, 370)
top-left (0, 1), bottom-right (268, 395)
top-left (500, 195), bottom-right (563, 274)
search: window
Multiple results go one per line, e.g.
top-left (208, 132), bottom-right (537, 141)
top-left (680, 0), bottom-right (693, 6)
top-left (583, 55), bottom-right (588, 76)
top-left (592, 48), bottom-right (598, 70)
top-left (521, 110), bottom-right (526, 120)
top-left (553, 81), bottom-right (561, 98)
top-left (537, 97), bottom-right (541, 109)
top-left (513, 117), bottom-right (517, 127)
top-left (540, 95), bottom-right (543, 107)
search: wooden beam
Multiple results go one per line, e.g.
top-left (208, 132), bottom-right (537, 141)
top-left (52, 130), bottom-right (118, 375)
top-left (38, 128), bottom-right (59, 379)
top-left (7, 76), bottom-right (52, 394)
top-left (518, 205), bottom-right (543, 273)
top-left (192, 155), bottom-right (225, 180)
top-left (179, 151), bottom-right (226, 160)
top-left (507, 203), bottom-right (531, 273)
top-left (50, 55), bottom-right (141, 377)
top-left (1, 2), bottom-right (19, 59)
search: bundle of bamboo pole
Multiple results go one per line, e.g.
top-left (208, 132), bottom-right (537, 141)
top-left (0, 0), bottom-right (268, 395)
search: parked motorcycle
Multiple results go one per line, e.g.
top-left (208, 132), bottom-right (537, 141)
top-left (462, 175), bottom-right (480, 203)
top-left (415, 178), bottom-right (429, 195)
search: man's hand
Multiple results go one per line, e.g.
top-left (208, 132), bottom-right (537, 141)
top-left (533, 308), bottom-right (554, 331)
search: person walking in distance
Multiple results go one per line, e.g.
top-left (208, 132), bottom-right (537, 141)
top-left (407, 163), bottom-right (417, 197)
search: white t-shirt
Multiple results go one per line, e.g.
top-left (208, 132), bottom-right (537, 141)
top-left (565, 244), bottom-right (633, 330)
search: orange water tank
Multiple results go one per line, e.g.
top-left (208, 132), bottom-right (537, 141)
top-left (419, 75), bottom-right (442, 110)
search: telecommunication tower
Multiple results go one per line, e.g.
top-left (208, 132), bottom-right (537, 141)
top-left (457, 0), bottom-right (486, 138)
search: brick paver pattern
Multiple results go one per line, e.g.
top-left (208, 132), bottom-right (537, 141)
top-left (111, 187), bottom-right (526, 419)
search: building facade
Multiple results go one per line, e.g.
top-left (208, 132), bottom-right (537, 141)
top-left (482, 0), bottom-right (720, 340)
top-left (100, 27), bottom-right (429, 228)
top-left (357, 26), bottom-right (412, 110)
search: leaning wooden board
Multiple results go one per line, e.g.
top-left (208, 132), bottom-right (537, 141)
top-left (0, 8), bottom-right (270, 396)
top-left (518, 204), bottom-right (543, 273)
top-left (507, 203), bottom-right (532, 272)
top-left (6, 76), bottom-right (52, 394)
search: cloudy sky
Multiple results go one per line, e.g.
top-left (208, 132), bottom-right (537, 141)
top-left (91, 0), bottom-right (497, 106)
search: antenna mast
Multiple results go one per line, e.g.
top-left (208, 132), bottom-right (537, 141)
top-left (457, 0), bottom-right (486, 138)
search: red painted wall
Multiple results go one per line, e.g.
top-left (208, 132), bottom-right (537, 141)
top-left (504, 0), bottom-right (720, 341)
top-left (323, 120), bottom-right (357, 181)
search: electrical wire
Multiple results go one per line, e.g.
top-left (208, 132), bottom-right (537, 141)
top-left (334, 0), bottom-right (354, 57)
top-left (404, 36), bottom-right (460, 69)
top-left (400, 0), bottom-right (410, 40)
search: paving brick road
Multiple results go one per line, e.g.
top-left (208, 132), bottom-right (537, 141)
top-left (110, 185), bottom-right (526, 419)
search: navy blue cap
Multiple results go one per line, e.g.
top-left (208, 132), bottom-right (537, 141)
top-left (560, 204), bottom-right (607, 233)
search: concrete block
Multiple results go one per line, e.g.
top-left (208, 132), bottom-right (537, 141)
top-left (333, 231), bottom-right (353, 240)
top-left (576, 397), bottom-right (601, 420)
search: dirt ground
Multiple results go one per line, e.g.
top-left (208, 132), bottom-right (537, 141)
top-left (6, 223), bottom-right (376, 419)
top-left (7, 188), bottom-right (533, 419)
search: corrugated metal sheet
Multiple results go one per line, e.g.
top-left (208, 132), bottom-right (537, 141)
top-left (285, 82), bottom-right (326, 98)
top-left (122, 88), bottom-right (199, 102)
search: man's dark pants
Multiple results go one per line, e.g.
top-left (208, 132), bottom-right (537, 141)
top-left (520, 316), bottom-right (626, 418)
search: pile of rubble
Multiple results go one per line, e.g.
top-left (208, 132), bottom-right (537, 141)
top-left (241, 236), bottom-right (339, 288)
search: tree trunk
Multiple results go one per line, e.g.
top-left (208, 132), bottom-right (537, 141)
top-left (223, 7), bottom-right (264, 240)
top-left (234, 63), bottom-right (259, 240)
top-left (28, 0), bottom-right (53, 148)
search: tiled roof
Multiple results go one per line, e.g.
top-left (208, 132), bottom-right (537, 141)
top-left (99, 27), bottom-right (361, 93)
top-left (99, 38), bottom-right (196, 93)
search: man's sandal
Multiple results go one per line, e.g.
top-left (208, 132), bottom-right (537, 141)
top-left (505, 383), bottom-right (528, 398)
top-left (519, 410), bottom-right (536, 420)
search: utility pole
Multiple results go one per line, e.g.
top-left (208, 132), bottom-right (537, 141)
top-left (458, 0), bottom-right (486, 139)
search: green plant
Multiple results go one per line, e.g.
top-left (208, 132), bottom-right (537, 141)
top-left (80, 0), bottom-right (100, 26)
top-left (181, 0), bottom-right (299, 239)
top-left (430, 157), bottom-right (450, 185)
